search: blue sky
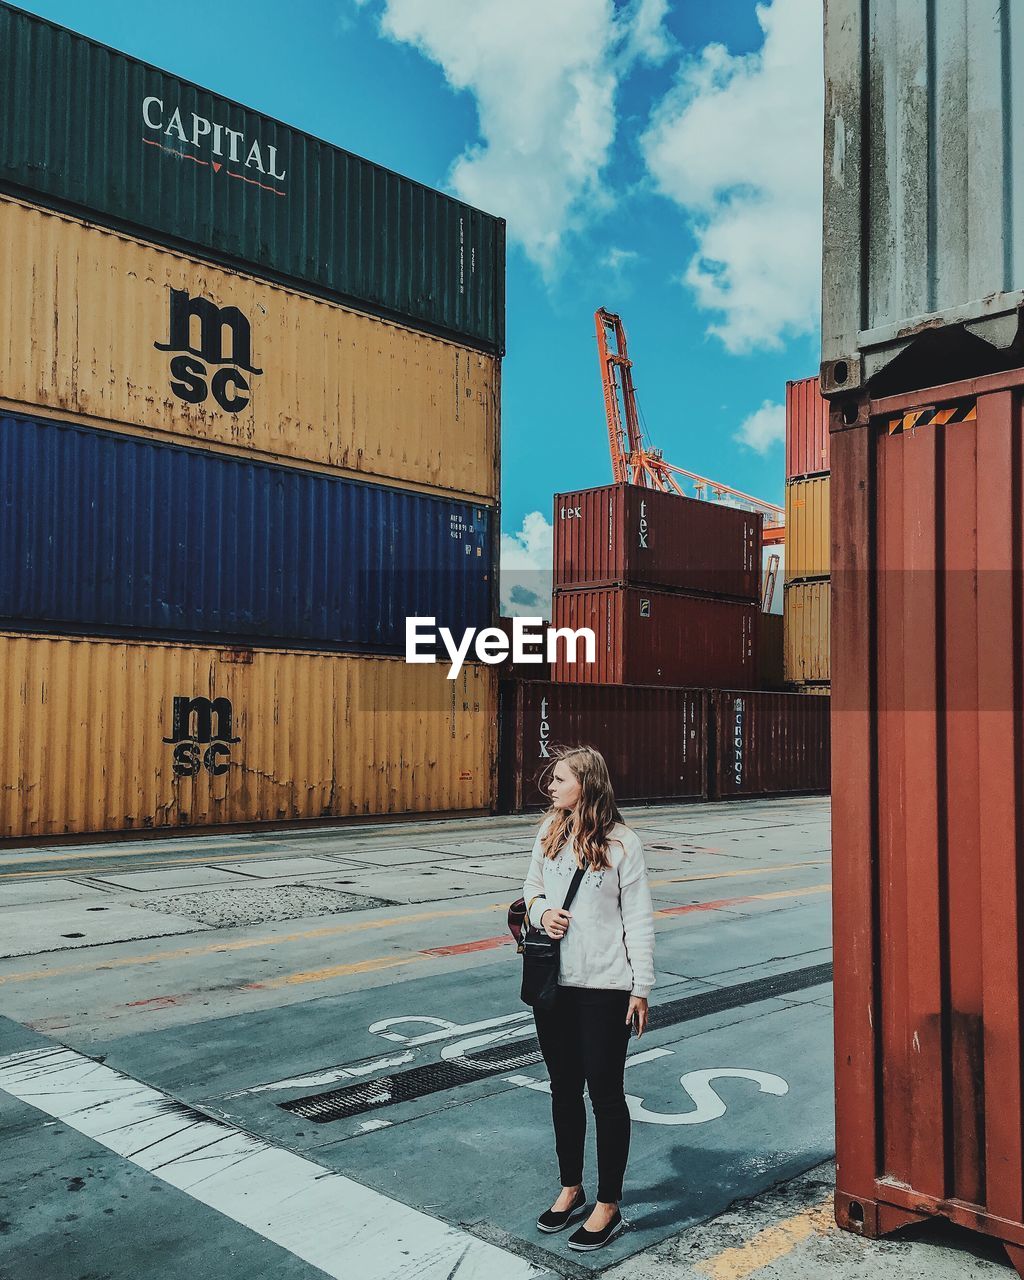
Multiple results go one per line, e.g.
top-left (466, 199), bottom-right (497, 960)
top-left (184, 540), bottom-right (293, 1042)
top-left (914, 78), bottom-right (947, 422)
top-left (19, 0), bottom-right (823, 615)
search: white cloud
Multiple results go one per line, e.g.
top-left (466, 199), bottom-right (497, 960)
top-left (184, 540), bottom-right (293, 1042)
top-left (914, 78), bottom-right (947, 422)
top-left (621, 0), bottom-right (675, 67)
top-left (734, 399), bottom-right (785, 454)
top-left (601, 246), bottom-right (641, 272)
top-left (500, 511), bottom-right (553, 618)
top-left (641, 0), bottom-right (824, 352)
top-left (357, 0), bottom-right (672, 276)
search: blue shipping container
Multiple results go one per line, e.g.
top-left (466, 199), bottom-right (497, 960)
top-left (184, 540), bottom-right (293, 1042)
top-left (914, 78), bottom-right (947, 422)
top-left (0, 414), bottom-right (494, 651)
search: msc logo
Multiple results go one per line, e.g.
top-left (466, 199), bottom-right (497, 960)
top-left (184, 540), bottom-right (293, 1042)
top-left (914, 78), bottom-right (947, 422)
top-left (163, 695), bottom-right (241, 778)
top-left (155, 289), bottom-right (263, 413)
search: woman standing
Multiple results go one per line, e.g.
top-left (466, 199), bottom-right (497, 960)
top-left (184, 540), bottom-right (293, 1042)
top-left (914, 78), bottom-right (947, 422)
top-left (521, 745), bottom-right (655, 1252)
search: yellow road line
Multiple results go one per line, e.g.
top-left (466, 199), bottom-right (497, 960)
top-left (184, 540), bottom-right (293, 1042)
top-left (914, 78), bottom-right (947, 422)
top-left (694, 1200), bottom-right (835, 1279)
top-left (236, 885), bottom-right (833, 990)
top-left (0, 902), bottom-right (507, 986)
top-left (649, 860), bottom-right (829, 888)
top-left (0, 876), bottom-right (833, 989)
top-left (253, 954), bottom-right (432, 988)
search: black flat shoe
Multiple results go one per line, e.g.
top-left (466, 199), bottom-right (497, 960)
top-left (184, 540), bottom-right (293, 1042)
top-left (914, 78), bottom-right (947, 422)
top-left (567, 1208), bottom-right (626, 1251)
top-left (536, 1186), bottom-right (587, 1233)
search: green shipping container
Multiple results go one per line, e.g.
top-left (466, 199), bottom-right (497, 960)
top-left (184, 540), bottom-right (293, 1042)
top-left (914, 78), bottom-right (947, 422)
top-left (0, 3), bottom-right (505, 353)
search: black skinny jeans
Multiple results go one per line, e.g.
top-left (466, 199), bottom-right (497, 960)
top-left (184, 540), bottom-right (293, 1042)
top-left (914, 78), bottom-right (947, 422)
top-left (533, 984), bottom-right (632, 1203)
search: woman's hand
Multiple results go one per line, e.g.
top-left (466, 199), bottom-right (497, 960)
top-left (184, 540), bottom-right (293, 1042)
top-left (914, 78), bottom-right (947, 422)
top-left (626, 996), bottom-right (649, 1038)
top-left (540, 908), bottom-right (572, 939)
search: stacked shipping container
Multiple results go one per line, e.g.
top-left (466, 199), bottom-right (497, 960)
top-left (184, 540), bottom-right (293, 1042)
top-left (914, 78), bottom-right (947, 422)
top-left (0, 7), bottom-right (504, 838)
top-left (784, 377), bottom-right (831, 687)
top-left (494, 481), bottom-right (827, 809)
top-left (497, 682), bottom-right (829, 810)
top-left (551, 483), bottom-right (762, 687)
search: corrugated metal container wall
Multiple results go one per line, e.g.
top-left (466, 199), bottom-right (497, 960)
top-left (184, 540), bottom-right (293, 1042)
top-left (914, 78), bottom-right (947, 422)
top-left (0, 4), bottom-right (504, 352)
top-left (0, 415), bottom-right (492, 651)
top-left (709, 690), bottom-right (831, 799)
top-left (494, 617), bottom-right (551, 681)
top-left (550, 587), bottom-right (757, 688)
top-left (757, 612), bottom-right (786, 690)
top-left (822, 0), bottom-right (1024, 395)
top-left (553, 484), bottom-right (762, 600)
top-left (497, 680), bottom-right (707, 812)
top-left (785, 476), bottom-right (831, 581)
top-left (0, 633), bottom-right (496, 839)
top-left (0, 196), bottom-right (498, 500)
top-left (831, 371), bottom-right (1024, 1273)
top-left (783, 580), bottom-right (831, 684)
top-left (786, 377), bottom-right (831, 479)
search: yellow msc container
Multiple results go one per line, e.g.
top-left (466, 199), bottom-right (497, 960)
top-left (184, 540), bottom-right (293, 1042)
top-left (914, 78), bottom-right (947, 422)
top-left (784, 579), bottom-right (831, 684)
top-left (0, 195), bottom-right (498, 501)
top-left (785, 475), bottom-right (830, 582)
top-left (0, 633), bottom-right (496, 840)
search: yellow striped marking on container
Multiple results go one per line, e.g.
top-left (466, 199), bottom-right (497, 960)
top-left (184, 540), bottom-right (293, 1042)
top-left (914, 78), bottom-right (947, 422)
top-left (887, 401), bottom-right (976, 436)
top-left (694, 1199), bottom-right (835, 1279)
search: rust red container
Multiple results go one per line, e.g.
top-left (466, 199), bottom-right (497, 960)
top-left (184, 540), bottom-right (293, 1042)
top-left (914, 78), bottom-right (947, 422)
top-left (550, 586), bottom-right (757, 688)
top-left (493, 616), bottom-right (551, 680)
top-left (709, 689), bottom-right (830, 799)
top-left (786, 377), bottom-right (831, 480)
top-left (553, 483), bottom-right (762, 600)
top-left (832, 368), bottom-right (1024, 1272)
top-left (497, 679), bottom-right (707, 812)
top-left (757, 611), bottom-right (786, 690)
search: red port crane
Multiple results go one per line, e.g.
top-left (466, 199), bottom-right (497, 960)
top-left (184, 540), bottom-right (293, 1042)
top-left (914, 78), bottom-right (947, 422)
top-left (595, 307), bottom-right (785, 546)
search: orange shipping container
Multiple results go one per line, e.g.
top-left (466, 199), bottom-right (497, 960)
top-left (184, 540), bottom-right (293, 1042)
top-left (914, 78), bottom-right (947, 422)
top-left (785, 475), bottom-right (831, 582)
top-left (784, 579), bottom-right (831, 684)
top-left (0, 633), bottom-right (496, 840)
top-left (0, 195), bottom-right (498, 501)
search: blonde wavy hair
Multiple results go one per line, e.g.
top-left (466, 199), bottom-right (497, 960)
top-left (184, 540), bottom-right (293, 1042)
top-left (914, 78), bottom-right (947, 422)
top-left (539, 745), bottom-right (623, 870)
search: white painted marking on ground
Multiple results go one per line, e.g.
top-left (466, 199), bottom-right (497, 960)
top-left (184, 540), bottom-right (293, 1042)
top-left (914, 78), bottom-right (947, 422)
top-left (358, 1119), bottom-right (393, 1133)
top-left (504, 1047), bottom-right (675, 1099)
top-left (370, 1012), bottom-right (532, 1046)
top-left (0, 1047), bottom-right (544, 1280)
top-left (225, 1013), bottom-right (532, 1098)
top-left (628, 1068), bottom-right (791, 1126)
top-left (224, 1051), bottom-right (416, 1098)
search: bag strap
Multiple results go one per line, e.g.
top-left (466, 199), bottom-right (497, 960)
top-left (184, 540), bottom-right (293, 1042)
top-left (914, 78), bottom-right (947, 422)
top-left (561, 865), bottom-right (586, 911)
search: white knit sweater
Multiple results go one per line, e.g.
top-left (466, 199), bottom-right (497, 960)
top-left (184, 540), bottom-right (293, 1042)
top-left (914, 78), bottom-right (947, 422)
top-left (522, 817), bottom-right (656, 998)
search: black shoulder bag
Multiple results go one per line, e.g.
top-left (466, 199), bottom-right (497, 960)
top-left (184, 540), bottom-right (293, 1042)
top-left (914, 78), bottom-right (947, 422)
top-left (516, 865), bottom-right (586, 1012)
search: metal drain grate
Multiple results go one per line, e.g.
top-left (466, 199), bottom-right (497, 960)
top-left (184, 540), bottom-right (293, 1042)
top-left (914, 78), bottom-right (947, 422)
top-left (282, 1041), bottom-right (545, 1122)
top-left (280, 960), bottom-right (832, 1124)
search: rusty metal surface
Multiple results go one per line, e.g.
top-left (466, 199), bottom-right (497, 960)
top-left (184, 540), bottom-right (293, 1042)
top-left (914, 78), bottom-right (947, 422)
top-left (553, 483), bottom-right (761, 600)
top-left (784, 580), bottom-right (831, 684)
top-left (757, 611), bottom-right (786, 690)
top-left (832, 374), bottom-right (1024, 1256)
top-left (823, 0), bottom-right (1024, 391)
top-left (550, 586), bottom-right (757, 688)
top-left (497, 679), bottom-right (707, 812)
top-left (0, 633), bottom-right (496, 839)
top-left (786, 377), bottom-right (831, 480)
top-left (709, 690), bottom-right (830, 800)
top-left (785, 476), bottom-right (831, 582)
top-left (0, 195), bottom-right (498, 501)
